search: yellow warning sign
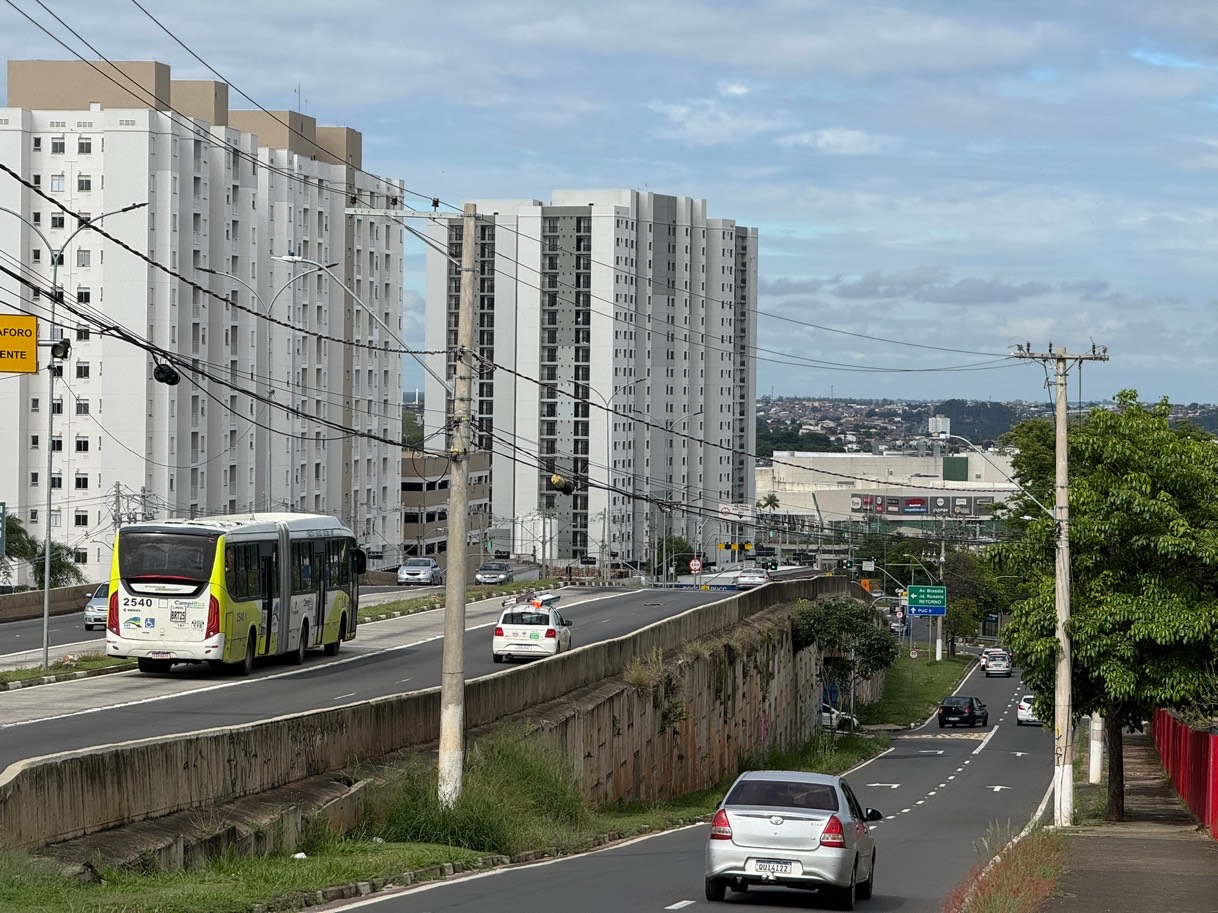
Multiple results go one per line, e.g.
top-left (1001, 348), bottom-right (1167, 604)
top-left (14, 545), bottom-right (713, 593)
top-left (0, 314), bottom-right (38, 374)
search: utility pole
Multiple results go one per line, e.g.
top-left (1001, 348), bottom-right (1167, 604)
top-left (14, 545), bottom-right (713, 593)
top-left (437, 203), bottom-right (477, 806)
top-left (113, 482), bottom-right (123, 534)
top-left (1013, 343), bottom-right (1108, 828)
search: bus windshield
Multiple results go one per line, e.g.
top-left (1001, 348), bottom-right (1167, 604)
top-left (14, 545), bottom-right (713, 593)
top-left (118, 529), bottom-right (218, 583)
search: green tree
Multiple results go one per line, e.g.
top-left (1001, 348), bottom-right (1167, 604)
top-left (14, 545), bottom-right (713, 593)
top-left (996, 392), bottom-right (1218, 819)
top-left (401, 410), bottom-right (425, 449)
top-left (31, 540), bottom-right (88, 589)
top-left (792, 595), bottom-right (900, 733)
top-left (1, 513), bottom-right (38, 583)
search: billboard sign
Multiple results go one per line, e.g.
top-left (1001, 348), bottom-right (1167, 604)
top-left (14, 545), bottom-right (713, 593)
top-left (0, 314), bottom-right (38, 374)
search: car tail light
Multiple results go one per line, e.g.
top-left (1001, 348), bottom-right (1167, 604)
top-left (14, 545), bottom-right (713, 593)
top-left (107, 590), bottom-right (119, 633)
top-left (205, 595), bottom-right (220, 638)
top-left (820, 814), bottom-right (846, 847)
top-left (545, 628), bottom-right (557, 639)
top-left (494, 626), bottom-right (504, 637)
top-left (710, 808), bottom-right (733, 840)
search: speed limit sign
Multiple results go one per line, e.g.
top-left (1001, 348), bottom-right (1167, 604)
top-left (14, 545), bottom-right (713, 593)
top-left (688, 558), bottom-right (703, 573)
top-left (909, 649), bottom-right (919, 660)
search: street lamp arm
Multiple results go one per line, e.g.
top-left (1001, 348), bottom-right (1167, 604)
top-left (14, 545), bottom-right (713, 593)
top-left (936, 432), bottom-right (1054, 521)
top-left (274, 254), bottom-right (452, 395)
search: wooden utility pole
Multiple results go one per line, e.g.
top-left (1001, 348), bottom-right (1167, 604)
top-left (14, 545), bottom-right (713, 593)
top-left (1013, 343), bottom-right (1108, 827)
top-left (437, 203), bottom-right (477, 805)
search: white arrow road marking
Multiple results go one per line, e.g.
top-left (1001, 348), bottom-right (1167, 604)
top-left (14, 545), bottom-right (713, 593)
top-left (866, 783), bottom-right (901, 789)
top-left (986, 785), bottom-right (1012, 792)
top-left (1012, 751), bottom-right (1027, 757)
top-left (665, 902), bottom-right (696, 910)
top-left (919, 750), bottom-right (945, 755)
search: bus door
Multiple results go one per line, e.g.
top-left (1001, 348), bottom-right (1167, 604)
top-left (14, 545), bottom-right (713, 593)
top-left (313, 540), bottom-right (328, 637)
top-left (260, 540), bottom-right (278, 655)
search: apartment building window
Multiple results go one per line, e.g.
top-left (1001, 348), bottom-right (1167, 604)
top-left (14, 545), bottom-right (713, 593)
top-left (50, 474), bottom-right (62, 490)
top-left (50, 437), bottom-right (62, 452)
top-left (75, 436), bottom-right (89, 452)
top-left (32, 249), bottom-right (41, 262)
top-left (50, 212), bottom-right (65, 229)
top-left (30, 397), bottom-right (39, 412)
top-left (75, 326), bottom-right (90, 341)
top-left (51, 136), bottom-right (65, 154)
top-left (30, 471), bottom-right (38, 486)
top-left (31, 211), bottom-right (41, 225)
top-left (75, 399), bottom-right (90, 415)
top-left (50, 174), bottom-right (65, 192)
top-left (32, 137), bottom-right (41, 151)
top-left (77, 287), bottom-right (90, 304)
top-left (76, 249), bottom-right (90, 267)
top-left (77, 174), bottom-right (92, 192)
top-left (73, 549), bottom-right (87, 564)
top-left (74, 511), bottom-right (88, 527)
top-left (78, 136), bottom-right (92, 154)
top-left (75, 474), bottom-right (89, 490)
top-left (29, 509), bottom-right (38, 523)
top-left (51, 399), bottom-right (63, 415)
top-left (75, 362), bottom-right (90, 379)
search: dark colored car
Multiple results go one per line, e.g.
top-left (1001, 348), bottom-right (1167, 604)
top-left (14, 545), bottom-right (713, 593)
top-left (937, 695), bottom-right (989, 728)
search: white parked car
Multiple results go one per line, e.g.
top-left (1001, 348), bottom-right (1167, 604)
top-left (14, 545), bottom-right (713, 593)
top-left (1016, 694), bottom-right (1040, 726)
top-left (820, 702), bottom-right (860, 731)
top-left (492, 605), bottom-right (573, 663)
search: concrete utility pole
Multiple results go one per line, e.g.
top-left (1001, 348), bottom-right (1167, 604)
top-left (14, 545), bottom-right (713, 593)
top-left (1013, 343), bottom-right (1108, 828)
top-left (437, 203), bottom-right (478, 806)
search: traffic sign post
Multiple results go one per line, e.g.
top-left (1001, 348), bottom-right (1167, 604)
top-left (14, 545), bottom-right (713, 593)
top-left (907, 584), bottom-right (947, 662)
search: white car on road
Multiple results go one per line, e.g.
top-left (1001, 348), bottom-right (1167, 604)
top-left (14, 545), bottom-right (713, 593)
top-left (492, 605), bottom-right (573, 663)
top-left (1016, 694), bottom-right (1040, 726)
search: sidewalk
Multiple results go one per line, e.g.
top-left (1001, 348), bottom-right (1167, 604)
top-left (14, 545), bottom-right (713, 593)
top-left (1040, 730), bottom-right (1218, 913)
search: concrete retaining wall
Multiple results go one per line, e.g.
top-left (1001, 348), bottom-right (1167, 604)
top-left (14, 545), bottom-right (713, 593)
top-left (0, 583), bottom-right (98, 624)
top-left (0, 577), bottom-right (862, 848)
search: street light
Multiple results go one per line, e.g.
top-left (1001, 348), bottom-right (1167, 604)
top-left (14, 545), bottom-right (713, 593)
top-left (1, 201), bottom-right (148, 670)
top-left (199, 261), bottom-right (336, 512)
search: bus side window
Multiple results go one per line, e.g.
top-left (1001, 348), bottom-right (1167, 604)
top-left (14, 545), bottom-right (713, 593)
top-left (225, 547), bottom-right (238, 596)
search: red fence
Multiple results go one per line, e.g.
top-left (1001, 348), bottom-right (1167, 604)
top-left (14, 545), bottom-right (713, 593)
top-left (1153, 708), bottom-right (1218, 839)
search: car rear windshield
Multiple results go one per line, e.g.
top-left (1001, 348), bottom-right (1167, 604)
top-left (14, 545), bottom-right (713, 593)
top-left (726, 780), bottom-right (839, 811)
top-left (943, 697), bottom-right (971, 707)
top-left (501, 611), bottom-right (550, 626)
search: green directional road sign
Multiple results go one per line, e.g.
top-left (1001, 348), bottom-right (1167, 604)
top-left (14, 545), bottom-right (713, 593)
top-left (907, 584), bottom-right (946, 606)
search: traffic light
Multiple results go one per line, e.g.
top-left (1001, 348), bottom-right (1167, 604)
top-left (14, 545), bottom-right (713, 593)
top-left (766, 559), bottom-right (778, 571)
top-left (844, 559), bottom-right (855, 569)
top-left (49, 338), bottom-right (70, 359)
top-left (549, 472), bottom-right (576, 495)
top-left (153, 362), bottom-right (181, 385)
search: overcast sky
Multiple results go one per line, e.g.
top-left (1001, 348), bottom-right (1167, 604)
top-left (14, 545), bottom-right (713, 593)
top-left (3, 1), bottom-right (1216, 405)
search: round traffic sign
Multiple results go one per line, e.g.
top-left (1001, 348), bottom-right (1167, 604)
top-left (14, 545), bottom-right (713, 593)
top-left (688, 558), bottom-right (703, 573)
top-left (909, 649), bottom-right (919, 659)
top-left (896, 610), bottom-right (904, 619)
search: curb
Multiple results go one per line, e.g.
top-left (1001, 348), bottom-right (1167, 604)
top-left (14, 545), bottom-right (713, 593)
top-left (0, 662), bottom-right (137, 691)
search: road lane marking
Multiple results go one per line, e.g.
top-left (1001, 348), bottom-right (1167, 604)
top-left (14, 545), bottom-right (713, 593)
top-left (665, 902), bottom-right (696, 909)
top-left (972, 724), bottom-right (1000, 754)
top-left (986, 786), bottom-right (1012, 792)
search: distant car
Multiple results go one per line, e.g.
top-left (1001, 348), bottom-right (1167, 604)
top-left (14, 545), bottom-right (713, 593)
top-left (888, 618), bottom-right (906, 635)
top-left (735, 568), bottom-right (771, 589)
top-left (821, 702), bottom-right (860, 731)
top-left (1016, 695), bottom-right (1040, 726)
top-left (474, 561), bottom-right (514, 585)
top-left (705, 769), bottom-right (882, 906)
top-left (397, 558), bottom-right (443, 586)
top-left (938, 695), bottom-right (989, 728)
top-left (492, 605), bottom-right (573, 663)
top-left (981, 647), bottom-right (1008, 662)
top-left (983, 653), bottom-right (1012, 677)
top-left (83, 582), bottom-right (109, 630)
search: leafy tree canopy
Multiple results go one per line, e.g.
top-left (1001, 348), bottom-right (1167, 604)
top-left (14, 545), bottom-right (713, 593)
top-left (994, 391), bottom-right (1218, 817)
top-left (792, 595), bottom-right (900, 712)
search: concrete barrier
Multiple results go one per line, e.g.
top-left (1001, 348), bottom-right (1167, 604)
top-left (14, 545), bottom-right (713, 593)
top-left (0, 576), bottom-right (862, 848)
top-left (0, 583), bottom-right (98, 624)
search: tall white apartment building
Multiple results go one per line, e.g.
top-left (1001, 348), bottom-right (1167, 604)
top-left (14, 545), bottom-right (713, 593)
top-left (424, 190), bottom-right (757, 565)
top-left (0, 60), bottom-right (403, 584)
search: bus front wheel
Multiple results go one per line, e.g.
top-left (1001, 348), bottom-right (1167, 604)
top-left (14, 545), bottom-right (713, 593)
top-left (324, 615), bottom-right (346, 657)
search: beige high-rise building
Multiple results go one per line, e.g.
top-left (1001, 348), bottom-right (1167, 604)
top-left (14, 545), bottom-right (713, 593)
top-left (0, 60), bottom-right (404, 583)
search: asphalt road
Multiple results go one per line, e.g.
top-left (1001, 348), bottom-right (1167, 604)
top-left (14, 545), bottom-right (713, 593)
top-left (321, 661), bottom-right (1052, 913)
top-left (0, 586), bottom-right (726, 770)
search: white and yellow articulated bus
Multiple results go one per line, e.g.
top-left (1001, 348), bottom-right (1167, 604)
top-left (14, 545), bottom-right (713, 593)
top-left (105, 513), bottom-right (367, 675)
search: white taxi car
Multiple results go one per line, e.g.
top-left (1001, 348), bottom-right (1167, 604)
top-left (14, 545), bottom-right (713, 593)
top-left (491, 604), bottom-right (573, 663)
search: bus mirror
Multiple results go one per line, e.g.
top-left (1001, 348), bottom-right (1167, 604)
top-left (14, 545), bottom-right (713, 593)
top-left (352, 548), bottom-right (367, 575)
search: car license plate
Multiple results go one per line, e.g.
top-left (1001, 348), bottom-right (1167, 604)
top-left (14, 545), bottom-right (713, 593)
top-left (755, 859), bottom-right (792, 874)
top-left (946, 715), bottom-right (961, 721)
top-left (150, 651), bottom-right (172, 659)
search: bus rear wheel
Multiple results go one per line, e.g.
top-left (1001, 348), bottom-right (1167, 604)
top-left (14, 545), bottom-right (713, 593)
top-left (324, 615), bottom-right (346, 657)
top-left (289, 622), bottom-right (309, 665)
top-left (234, 630), bottom-right (256, 676)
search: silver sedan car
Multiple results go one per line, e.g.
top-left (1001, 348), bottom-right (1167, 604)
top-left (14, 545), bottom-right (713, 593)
top-left (705, 770), bottom-right (881, 909)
